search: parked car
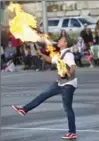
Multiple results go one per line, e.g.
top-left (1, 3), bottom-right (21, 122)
top-left (40, 16), bottom-right (96, 35)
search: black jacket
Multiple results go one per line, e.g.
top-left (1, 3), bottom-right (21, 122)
top-left (95, 35), bottom-right (99, 45)
top-left (80, 30), bottom-right (93, 43)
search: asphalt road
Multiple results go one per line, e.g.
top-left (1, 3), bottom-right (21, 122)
top-left (1, 68), bottom-right (99, 141)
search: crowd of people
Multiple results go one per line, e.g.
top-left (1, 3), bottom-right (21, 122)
top-left (1, 20), bottom-right (99, 72)
top-left (71, 20), bottom-right (99, 67)
top-left (1, 31), bottom-right (44, 71)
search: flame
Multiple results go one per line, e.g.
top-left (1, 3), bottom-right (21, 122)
top-left (39, 33), bottom-right (59, 57)
top-left (8, 2), bottom-right (22, 14)
top-left (8, 2), bottom-right (37, 42)
top-left (8, 2), bottom-right (58, 57)
top-left (8, 2), bottom-right (68, 78)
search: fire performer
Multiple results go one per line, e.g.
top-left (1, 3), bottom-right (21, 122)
top-left (8, 2), bottom-right (77, 139)
top-left (12, 37), bottom-right (77, 139)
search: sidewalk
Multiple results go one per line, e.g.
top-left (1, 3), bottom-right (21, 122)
top-left (15, 65), bottom-right (99, 72)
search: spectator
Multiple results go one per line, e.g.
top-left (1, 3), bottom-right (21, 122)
top-left (83, 50), bottom-right (94, 68)
top-left (91, 45), bottom-right (99, 65)
top-left (72, 46), bottom-right (82, 67)
top-left (40, 43), bottom-right (52, 70)
top-left (9, 33), bottom-right (22, 57)
top-left (1, 46), bottom-right (4, 58)
top-left (76, 37), bottom-right (85, 53)
top-left (29, 43), bottom-right (42, 71)
top-left (95, 20), bottom-right (99, 33)
top-left (1, 26), bottom-right (9, 50)
top-left (1, 46), bottom-right (5, 69)
top-left (94, 29), bottom-right (99, 45)
top-left (23, 44), bottom-right (32, 70)
top-left (4, 40), bottom-right (17, 65)
top-left (94, 21), bottom-right (99, 45)
top-left (80, 24), bottom-right (93, 50)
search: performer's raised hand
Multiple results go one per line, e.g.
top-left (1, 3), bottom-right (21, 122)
top-left (36, 50), bottom-right (42, 57)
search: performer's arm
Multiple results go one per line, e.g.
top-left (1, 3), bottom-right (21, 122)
top-left (68, 65), bottom-right (76, 78)
top-left (64, 53), bottom-right (76, 78)
top-left (37, 51), bottom-right (52, 63)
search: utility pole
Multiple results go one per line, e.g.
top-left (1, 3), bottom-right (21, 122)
top-left (42, 0), bottom-right (48, 33)
top-left (0, 1), bottom-right (4, 25)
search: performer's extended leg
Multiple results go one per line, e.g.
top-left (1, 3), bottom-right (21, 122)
top-left (12, 82), bottom-right (61, 115)
top-left (22, 82), bottom-right (61, 113)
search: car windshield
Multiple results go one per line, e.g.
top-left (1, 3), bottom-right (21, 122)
top-left (79, 18), bottom-right (96, 25)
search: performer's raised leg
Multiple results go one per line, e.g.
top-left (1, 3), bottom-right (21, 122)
top-left (12, 82), bottom-right (61, 116)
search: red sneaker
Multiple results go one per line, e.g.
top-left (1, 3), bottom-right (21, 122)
top-left (62, 133), bottom-right (77, 139)
top-left (12, 105), bottom-right (25, 116)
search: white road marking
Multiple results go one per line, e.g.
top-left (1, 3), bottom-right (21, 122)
top-left (1, 127), bottom-right (99, 133)
top-left (2, 73), bottom-right (27, 78)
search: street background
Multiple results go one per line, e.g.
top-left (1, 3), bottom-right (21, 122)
top-left (1, 68), bottom-right (99, 141)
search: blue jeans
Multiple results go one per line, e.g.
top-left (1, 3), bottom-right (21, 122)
top-left (23, 82), bottom-right (76, 133)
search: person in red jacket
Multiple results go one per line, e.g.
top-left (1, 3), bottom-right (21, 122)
top-left (9, 33), bottom-right (22, 56)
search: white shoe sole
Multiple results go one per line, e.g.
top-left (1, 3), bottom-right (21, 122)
top-left (12, 105), bottom-right (25, 116)
top-left (62, 136), bottom-right (77, 139)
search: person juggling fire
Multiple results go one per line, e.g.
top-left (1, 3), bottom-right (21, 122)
top-left (8, 2), bottom-right (77, 140)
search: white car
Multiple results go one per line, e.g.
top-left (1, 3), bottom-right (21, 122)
top-left (40, 16), bottom-right (96, 35)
